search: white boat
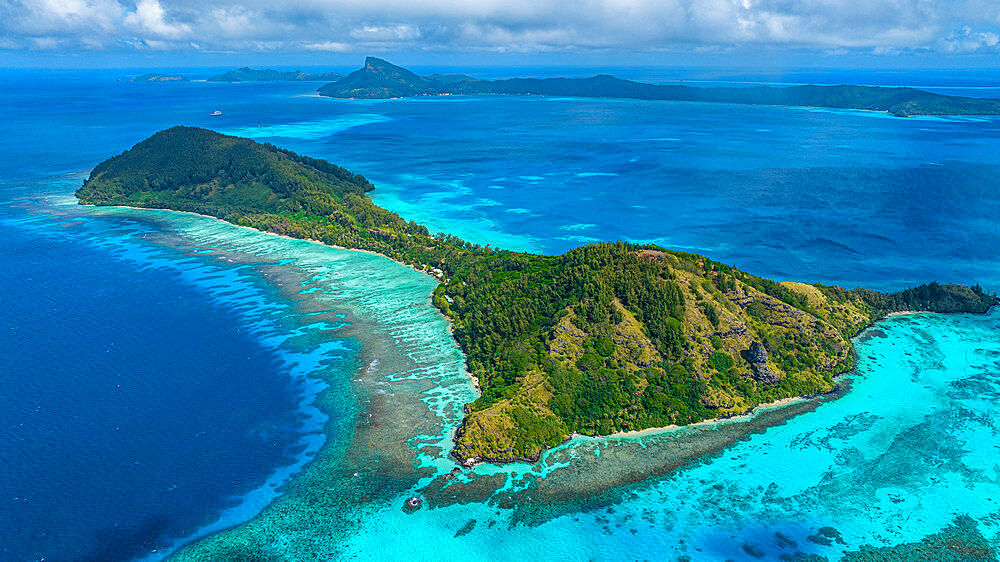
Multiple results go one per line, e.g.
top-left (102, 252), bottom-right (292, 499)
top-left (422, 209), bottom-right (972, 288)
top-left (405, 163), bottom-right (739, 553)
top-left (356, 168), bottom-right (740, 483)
top-left (209, 110), bottom-right (222, 116)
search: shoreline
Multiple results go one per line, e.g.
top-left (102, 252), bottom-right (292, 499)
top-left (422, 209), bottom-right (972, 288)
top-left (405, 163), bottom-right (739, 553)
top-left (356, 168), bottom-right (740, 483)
top-left (600, 395), bottom-right (810, 440)
top-left (423, 374), bottom-right (861, 527)
top-left (884, 309), bottom-right (931, 317)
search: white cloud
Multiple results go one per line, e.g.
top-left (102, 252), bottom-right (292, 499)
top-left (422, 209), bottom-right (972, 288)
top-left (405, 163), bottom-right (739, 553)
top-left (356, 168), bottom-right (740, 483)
top-left (0, 0), bottom-right (998, 55)
top-left (30, 36), bottom-right (61, 50)
top-left (303, 41), bottom-right (353, 52)
top-left (350, 24), bottom-right (421, 41)
top-left (207, 6), bottom-right (257, 38)
top-left (1, 0), bottom-right (122, 36)
top-left (941, 26), bottom-right (1000, 52)
top-left (123, 0), bottom-right (190, 38)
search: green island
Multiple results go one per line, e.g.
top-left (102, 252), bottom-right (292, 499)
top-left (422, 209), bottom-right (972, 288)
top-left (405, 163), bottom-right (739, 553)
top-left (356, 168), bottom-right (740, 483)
top-left (317, 57), bottom-right (1000, 117)
top-left (208, 67), bottom-right (344, 82)
top-left (76, 126), bottom-right (997, 464)
top-left (126, 73), bottom-right (188, 82)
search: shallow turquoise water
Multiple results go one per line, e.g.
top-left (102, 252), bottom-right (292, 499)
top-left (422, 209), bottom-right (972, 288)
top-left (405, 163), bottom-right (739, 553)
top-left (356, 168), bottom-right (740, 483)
top-left (341, 309), bottom-right (1000, 561)
top-left (2, 70), bottom-right (999, 560)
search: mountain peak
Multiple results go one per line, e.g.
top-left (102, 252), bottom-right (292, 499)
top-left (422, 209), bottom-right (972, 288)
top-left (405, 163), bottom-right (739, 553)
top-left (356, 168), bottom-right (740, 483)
top-left (361, 57), bottom-right (420, 79)
top-left (319, 57), bottom-right (434, 99)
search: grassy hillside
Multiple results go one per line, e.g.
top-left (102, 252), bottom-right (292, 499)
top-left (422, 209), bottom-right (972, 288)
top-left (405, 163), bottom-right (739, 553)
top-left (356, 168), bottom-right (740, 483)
top-left (77, 127), bottom-right (998, 464)
top-left (439, 245), bottom-right (995, 463)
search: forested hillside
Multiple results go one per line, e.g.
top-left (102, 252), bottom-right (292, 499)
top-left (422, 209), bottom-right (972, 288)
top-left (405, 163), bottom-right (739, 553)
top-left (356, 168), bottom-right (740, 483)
top-left (77, 127), bottom-right (998, 464)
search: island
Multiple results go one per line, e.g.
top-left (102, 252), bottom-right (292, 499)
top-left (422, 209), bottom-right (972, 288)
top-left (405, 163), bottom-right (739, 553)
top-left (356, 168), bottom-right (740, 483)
top-left (76, 126), bottom-right (998, 464)
top-left (208, 67), bottom-right (344, 82)
top-left (126, 73), bottom-right (188, 82)
top-left (317, 57), bottom-right (1000, 117)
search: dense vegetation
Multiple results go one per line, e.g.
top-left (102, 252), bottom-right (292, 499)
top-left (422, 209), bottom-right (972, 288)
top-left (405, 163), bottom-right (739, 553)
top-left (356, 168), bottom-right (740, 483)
top-left (77, 127), bottom-right (998, 464)
top-left (208, 67), bottom-right (344, 82)
top-left (77, 126), bottom-right (492, 276)
top-left (319, 58), bottom-right (1000, 117)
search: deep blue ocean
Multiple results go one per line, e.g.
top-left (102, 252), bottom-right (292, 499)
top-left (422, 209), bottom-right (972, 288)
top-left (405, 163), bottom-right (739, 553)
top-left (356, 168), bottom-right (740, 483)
top-left (1, 67), bottom-right (999, 561)
top-left (0, 215), bottom-right (304, 560)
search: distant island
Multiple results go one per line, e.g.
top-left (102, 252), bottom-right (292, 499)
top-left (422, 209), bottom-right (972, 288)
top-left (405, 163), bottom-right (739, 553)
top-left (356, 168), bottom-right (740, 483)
top-left (77, 127), bottom-right (998, 464)
top-left (318, 57), bottom-right (1000, 117)
top-left (126, 73), bottom-right (188, 83)
top-left (208, 67), bottom-right (344, 82)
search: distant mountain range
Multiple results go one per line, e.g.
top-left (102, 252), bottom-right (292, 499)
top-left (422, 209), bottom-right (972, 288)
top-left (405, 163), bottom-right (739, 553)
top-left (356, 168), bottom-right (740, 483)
top-left (317, 57), bottom-right (1000, 117)
top-left (208, 67), bottom-right (344, 82)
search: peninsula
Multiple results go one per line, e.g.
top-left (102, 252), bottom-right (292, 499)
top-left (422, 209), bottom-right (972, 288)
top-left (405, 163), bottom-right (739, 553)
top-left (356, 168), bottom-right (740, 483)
top-left (317, 57), bottom-right (1000, 117)
top-left (76, 127), bottom-right (997, 464)
top-left (208, 67), bottom-right (344, 82)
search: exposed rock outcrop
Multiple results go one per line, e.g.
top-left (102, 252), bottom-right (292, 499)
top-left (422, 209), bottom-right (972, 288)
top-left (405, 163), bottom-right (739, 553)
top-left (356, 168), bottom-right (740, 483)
top-left (743, 341), bottom-right (780, 385)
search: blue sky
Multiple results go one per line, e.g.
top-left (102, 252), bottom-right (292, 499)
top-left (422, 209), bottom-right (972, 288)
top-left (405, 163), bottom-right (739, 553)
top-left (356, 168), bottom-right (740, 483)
top-left (2, 0), bottom-right (999, 69)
